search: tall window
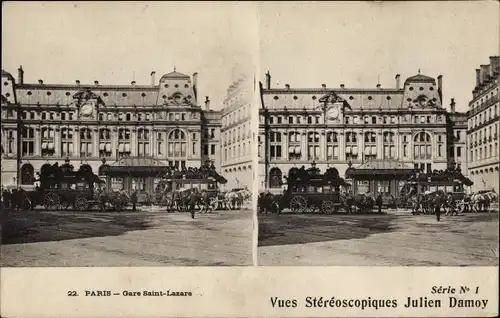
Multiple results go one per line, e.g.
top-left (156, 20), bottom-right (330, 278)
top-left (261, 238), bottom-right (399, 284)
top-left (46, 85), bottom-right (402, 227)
top-left (364, 131), bottom-right (377, 161)
top-left (288, 131), bottom-right (301, 160)
top-left (326, 132), bottom-right (339, 160)
top-left (270, 131), bottom-right (282, 160)
top-left (137, 128), bottom-right (150, 157)
top-left (168, 129), bottom-right (186, 157)
top-left (99, 128), bottom-right (112, 157)
top-left (6, 129), bottom-right (15, 154)
top-left (80, 128), bottom-right (93, 157)
top-left (307, 132), bottom-right (320, 160)
top-left (22, 127), bottom-right (35, 156)
top-left (118, 128), bottom-right (131, 157)
top-left (158, 132), bottom-right (164, 156)
top-left (269, 168), bottom-right (282, 188)
top-left (383, 132), bottom-right (396, 159)
top-left (41, 127), bottom-right (55, 157)
top-left (61, 128), bottom-right (74, 158)
top-left (345, 132), bottom-right (358, 160)
top-left (413, 132), bottom-right (432, 160)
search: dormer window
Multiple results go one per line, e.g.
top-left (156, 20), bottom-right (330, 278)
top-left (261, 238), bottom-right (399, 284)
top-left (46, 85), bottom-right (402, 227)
top-left (184, 84), bottom-right (189, 88)
top-left (409, 87), bottom-right (414, 91)
top-left (429, 87), bottom-right (434, 91)
top-left (174, 84), bottom-right (179, 88)
top-left (122, 93), bottom-right (127, 97)
top-left (164, 84), bottom-right (169, 88)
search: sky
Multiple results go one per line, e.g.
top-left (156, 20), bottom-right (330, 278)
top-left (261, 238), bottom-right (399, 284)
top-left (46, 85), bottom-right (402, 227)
top-left (259, 1), bottom-right (499, 112)
top-left (1, 2), bottom-right (258, 109)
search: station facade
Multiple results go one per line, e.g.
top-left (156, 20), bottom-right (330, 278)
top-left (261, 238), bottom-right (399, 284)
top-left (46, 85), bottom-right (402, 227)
top-left (259, 71), bottom-right (468, 194)
top-left (1, 67), bottom-right (221, 192)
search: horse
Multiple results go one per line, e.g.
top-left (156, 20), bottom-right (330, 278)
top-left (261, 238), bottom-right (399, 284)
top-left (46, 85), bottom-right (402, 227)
top-left (258, 192), bottom-right (281, 214)
top-left (225, 188), bottom-right (252, 210)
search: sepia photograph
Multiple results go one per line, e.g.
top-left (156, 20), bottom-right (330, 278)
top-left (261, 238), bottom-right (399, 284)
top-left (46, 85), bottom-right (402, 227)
top-left (257, 2), bottom-right (499, 266)
top-left (1, 2), bottom-right (257, 266)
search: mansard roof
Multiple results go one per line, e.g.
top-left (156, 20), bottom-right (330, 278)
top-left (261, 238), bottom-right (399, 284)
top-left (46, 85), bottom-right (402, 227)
top-left (161, 71), bottom-right (190, 80)
top-left (404, 74), bottom-right (436, 84)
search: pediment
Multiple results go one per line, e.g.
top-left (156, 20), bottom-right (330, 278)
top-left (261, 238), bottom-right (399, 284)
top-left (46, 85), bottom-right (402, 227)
top-left (319, 92), bottom-right (345, 104)
top-left (73, 89), bottom-right (104, 106)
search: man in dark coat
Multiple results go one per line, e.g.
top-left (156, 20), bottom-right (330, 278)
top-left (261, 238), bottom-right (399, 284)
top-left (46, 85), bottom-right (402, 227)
top-left (376, 193), bottom-right (383, 213)
top-left (130, 189), bottom-right (138, 212)
top-left (434, 194), bottom-right (442, 222)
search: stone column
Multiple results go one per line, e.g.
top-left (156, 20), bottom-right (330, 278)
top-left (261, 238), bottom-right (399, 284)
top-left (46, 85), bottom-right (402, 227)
top-left (73, 127), bottom-right (80, 157)
top-left (111, 128), bottom-right (118, 159)
top-left (302, 130), bottom-right (307, 161)
top-left (151, 128), bottom-right (156, 157)
top-left (338, 132), bottom-right (345, 161)
top-left (54, 127), bottom-right (61, 158)
top-left (358, 131), bottom-right (364, 162)
top-left (131, 128), bottom-right (137, 157)
top-left (377, 131), bottom-right (383, 160)
top-left (320, 130), bottom-right (326, 161)
top-left (93, 128), bottom-right (99, 158)
top-left (283, 131), bottom-right (288, 161)
top-left (35, 127), bottom-right (41, 157)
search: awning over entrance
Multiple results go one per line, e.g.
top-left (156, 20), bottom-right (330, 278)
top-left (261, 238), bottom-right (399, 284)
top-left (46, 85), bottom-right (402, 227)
top-left (99, 157), bottom-right (170, 176)
top-left (345, 159), bottom-right (415, 178)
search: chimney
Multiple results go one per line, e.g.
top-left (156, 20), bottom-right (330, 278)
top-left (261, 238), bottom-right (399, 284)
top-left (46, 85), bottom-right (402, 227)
top-left (76, 80), bottom-right (80, 85)
top-left (322, 84), bottom-right (327, 89)
top-left (285, 84), bottom-right (290, 90)
top-left (131, 81), bottom-right (136, 85)
top-left (475, 69), bottom-right (481, 87)
top-left (205, 96), bottom-right (210, 110)
top-left (150, 71), bottom-right (156, 86)
top-left (490, 56), bottom-right (500, 76)
top-left (17, 65), bottom-right (24, 84)
top-left (395, 74), bottom-right (400, 89)
top-left (192, 72), bottom-right (198, 102)
top-left (265, 70), bottom-right (271, 89)
top-left (480, 65), bottom-right (489, 83)
top-left (340, 84), bottom-right (345, 89)
top-left (94, 80), bottom-right (99, 85)
top-left (437, 75), bottom-right (443, 101)
top-left (38, 79), bottom-right (43, 85)
top-left (376, 84), bottom-right (381, 89)
top-left (450, 98), bottom-right (456, 113)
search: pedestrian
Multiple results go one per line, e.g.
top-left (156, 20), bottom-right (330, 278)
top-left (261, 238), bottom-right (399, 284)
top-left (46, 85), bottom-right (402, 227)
top-left (131, 189), bottom-right (138, 212)
top-left (434, 194), bottom-right (442, 222)
top-left (376, 193), bottom-right (383, 213)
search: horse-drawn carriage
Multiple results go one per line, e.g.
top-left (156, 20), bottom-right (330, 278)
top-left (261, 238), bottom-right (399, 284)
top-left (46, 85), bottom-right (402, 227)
top-left (154, 177), bottom-right (221, 211)
top-left (281, 163), bottom-right (350, 214)
top-left (35, 161), bottom-right (128, 211)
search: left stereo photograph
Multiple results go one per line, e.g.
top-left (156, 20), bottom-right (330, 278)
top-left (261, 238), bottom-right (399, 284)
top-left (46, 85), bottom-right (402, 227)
top-left (0, 2), bottom-right (258, 267)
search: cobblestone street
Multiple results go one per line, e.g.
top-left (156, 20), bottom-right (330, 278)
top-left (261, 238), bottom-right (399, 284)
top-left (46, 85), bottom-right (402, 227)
top-left (258, 209), bottom-right (499, 266)
top-left (1, 207), bottom-right (253, 266)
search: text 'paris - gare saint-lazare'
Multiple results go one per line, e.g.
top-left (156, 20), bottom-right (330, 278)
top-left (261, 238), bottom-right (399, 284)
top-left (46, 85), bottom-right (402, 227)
top-left (270, 286), bottom-right (488, 310)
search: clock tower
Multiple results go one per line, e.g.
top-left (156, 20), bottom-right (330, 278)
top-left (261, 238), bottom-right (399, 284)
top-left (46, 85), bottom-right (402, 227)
top-left (319, 92), bottom-right (345, 124)
top-left (73, 89), bottom-right (103, 120)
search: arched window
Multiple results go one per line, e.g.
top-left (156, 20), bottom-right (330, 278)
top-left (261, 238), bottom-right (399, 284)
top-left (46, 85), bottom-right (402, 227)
top-left (168, 129), bottom-right (186, 157)
top-left (413, 131), bottom-right (432, 172)
top-left (326, 132), bottom-right (339, 160)
top-left (383, 132), bottom-right (396, 159)
top-left (137, 128), bottom-right (150, 157)
top-left (307, 132), bottom-right (320, 160)
top-left (20, 163), bottom-right (35, 185)
top-left (269, 168), bottom-right (282, 188)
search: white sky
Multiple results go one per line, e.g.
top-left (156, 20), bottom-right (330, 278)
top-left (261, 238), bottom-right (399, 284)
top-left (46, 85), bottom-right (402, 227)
top-left (2, 2), bottom-right (258, 110)
top-left (259, 1), bottom-right (499, 112)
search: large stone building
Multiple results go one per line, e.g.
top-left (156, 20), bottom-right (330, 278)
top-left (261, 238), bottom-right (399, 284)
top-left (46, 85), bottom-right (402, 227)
top-left (467, 56), bottom-right (499, 192)
top-left (220, 74), bottom-right (255, 189)
top-left (1, 66), bottom-right (221, 192)
top-left (259, 70), bottom-right (468, 194)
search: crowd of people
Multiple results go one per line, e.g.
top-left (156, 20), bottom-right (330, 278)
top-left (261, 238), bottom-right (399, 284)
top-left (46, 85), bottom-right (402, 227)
top-left (163, 162), bottom-right (218, 180)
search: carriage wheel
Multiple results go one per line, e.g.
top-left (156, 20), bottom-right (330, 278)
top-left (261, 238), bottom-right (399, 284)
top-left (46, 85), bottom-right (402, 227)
top-left (43, 192), bottom-right (60, 210)
top-left (290, 196), bottom-right (307, 213)
top-left (321, 201), bottom-right (335, 214)
top-left (75, 197), bottom-right (88, 212)
top-left (209, 197), bottom-right (218, 211)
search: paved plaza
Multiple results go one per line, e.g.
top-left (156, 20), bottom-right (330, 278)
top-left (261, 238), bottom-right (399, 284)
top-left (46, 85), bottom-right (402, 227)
top-left (1, 207), bottom-right (253, 266)
top-left (258, 209), bottom-right (499, 266)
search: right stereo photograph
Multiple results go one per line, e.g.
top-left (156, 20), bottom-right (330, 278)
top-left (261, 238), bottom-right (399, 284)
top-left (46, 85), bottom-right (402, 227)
top-left (256, 2), bottom-right (499, 266)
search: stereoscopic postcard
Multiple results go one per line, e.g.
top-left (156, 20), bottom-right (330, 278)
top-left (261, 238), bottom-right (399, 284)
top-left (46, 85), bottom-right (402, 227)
top-left (1, 1), bottom-right (498, 317)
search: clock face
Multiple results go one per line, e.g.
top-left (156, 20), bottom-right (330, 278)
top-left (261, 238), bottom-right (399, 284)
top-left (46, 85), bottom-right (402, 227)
top-left (418, 96), bottom-right (428, 107)
top-left (80, 103), bottom-right (93, 117)
top-left (326, 106), bottom-right (340, 121)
